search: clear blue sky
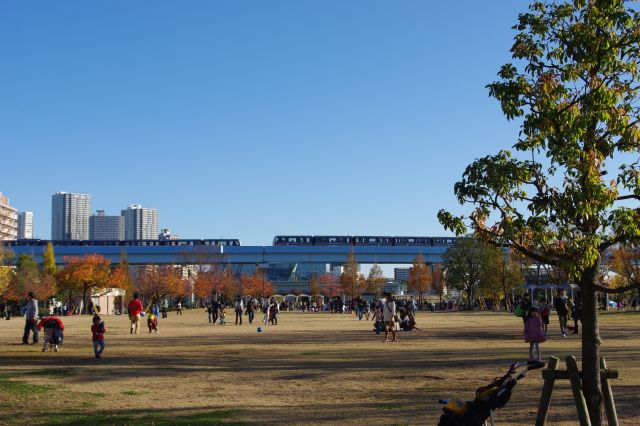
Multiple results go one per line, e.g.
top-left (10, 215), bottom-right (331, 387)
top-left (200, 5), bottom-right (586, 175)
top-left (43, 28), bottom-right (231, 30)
top-left (1, 0), bottom-right (526, 244)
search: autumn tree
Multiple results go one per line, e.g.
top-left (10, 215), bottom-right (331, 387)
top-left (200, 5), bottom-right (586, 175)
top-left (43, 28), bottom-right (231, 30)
top-left (442, 237), bottom-right (491, 308)
top-left (319, 273), bottom-right (342, 298)
top-left (408, 254), bottom-right (433, 302)
top-left (431, 265), bottom-right (446, 304)
top-left (481, 247), bottom-right (524, 310)
top-left (340, 252), bottom-right (366, 303)
top-left (366, 264), bottom-right (386, 297)
top-left (244, 272), bottom-right (274, 298)
top-left (606, 245), bottom-right (640, 296)
top-left (0, 246), bottom-right (13, 297)
top-left (221, 270), bottom-right (241, 301)
top-left (57, 254), bottom-right (111, 313)
top-left (135, 265), bottom-right (183, 303)
top-left (181, 246), bottom-right (227, 301)
top-left (309, 274), bottom-right (321, 298)
top-left (438, 2), bottom-right (640, 421)
top-left (42, 242), bottom-right (58, 277)
top-left (109, 250), bottom-right (132, 294)
top-left (5, 254), bottom-right (57, 302)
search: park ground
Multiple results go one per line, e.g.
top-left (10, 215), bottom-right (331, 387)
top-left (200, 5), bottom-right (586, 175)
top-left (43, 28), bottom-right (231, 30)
top-left (0, 310), bottom-right (639, 425)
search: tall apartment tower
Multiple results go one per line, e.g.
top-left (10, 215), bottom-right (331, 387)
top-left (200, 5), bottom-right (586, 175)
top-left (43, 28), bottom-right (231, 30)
top-left (89, 210), bottom-right (124, 240)
top-left (17, 211), bottom-right (33, 239)
top-left (51, 192), bottom-right (92, 240)
top-left (0, 193), bottom-right (18, 241)
top-left (121, 205), bottom-right (159, 240)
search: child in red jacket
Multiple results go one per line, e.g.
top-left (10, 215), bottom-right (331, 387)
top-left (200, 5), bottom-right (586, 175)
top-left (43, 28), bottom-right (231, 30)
top-left (91, 315), bottom-right (106, 359)
top-left (37, 316), bottom-right (64, 352)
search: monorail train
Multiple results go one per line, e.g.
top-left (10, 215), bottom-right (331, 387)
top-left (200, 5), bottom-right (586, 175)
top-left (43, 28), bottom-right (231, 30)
top-left (4, 239), bottom-right (241, 247)
top-left (273, 235), bottom-right (456, 247)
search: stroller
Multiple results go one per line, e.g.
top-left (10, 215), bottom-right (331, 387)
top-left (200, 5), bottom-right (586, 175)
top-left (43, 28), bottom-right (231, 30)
top-left (37, 316), bottom-right (65, 352)
top-left (437, 360), bottom-right (545, 426)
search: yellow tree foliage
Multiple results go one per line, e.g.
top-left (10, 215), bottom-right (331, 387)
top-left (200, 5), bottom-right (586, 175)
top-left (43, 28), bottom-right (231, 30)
top-left (309, 275), bottom-right (321, 298)
top-left (408, 254), bottom-right (432, 301)
top-left (340, 251), bottom-right (366, 300)
top-left (56, 254), bottom-right (111, 312)
top-left (366, 263), bottom-right (386, 297)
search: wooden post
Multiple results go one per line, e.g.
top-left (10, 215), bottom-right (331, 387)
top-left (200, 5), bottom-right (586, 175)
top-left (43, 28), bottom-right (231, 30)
top-left (566, 356), bottom-right (591, 426)
top-left (600, 357), bottom-right (619, 426)
top-left (536, 356), bottom-right (560, 426)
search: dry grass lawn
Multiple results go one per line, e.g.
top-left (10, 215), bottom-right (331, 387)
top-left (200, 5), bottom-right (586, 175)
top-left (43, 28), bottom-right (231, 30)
top-left (0, 309), bottom-right (638, 425)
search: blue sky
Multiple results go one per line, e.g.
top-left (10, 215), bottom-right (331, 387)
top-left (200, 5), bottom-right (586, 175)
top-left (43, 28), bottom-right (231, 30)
top-left (1, 1), bottom-right (527, 244)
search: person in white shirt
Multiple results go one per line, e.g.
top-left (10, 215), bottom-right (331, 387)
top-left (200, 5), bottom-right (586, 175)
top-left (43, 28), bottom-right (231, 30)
top-left (22, 292), bottom-right (39, 345)
top-left (234, 296), bottom-right (244, 325)
top-left (382, 292), bottom-right (397, 343)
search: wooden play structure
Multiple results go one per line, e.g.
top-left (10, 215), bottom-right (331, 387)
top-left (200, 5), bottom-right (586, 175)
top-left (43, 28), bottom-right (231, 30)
top-left (536, 356), bottom-right (619, 426)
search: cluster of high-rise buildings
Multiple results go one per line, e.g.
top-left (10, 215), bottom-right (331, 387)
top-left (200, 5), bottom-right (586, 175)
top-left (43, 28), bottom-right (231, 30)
top-left (0, 191), bottom-right (170, 242)
top-left (52, 192), bottom-right (161, 241)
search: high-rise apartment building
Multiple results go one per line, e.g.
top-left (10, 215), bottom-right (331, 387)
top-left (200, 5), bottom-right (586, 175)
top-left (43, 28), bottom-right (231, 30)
top-left (121, 205), bottom-right (159, 240)
top-left (89, 210), bottom-right (124, 241)
top-left (0, 193), bottom-right (18, 241)
top-left (17, 211), bottom-right (33, 239)
top-left (51, 192), bottom-right (92, 240)
top-left (394, 267), bottom-right (412, 283)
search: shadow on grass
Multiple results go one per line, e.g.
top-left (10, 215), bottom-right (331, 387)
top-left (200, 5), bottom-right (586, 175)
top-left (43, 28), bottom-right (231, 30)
top-left (41, 408), bottom-right (245, 426)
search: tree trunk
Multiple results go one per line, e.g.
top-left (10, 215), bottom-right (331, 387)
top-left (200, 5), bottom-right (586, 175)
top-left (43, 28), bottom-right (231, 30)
top-left (581, 267), bottom-right (603, 425)
top-left (82, 286), bottom-right (88, 315)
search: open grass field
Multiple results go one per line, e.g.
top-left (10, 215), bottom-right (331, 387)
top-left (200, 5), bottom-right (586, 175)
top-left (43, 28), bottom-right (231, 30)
top-left (0, 309), bottom-right (638, 425)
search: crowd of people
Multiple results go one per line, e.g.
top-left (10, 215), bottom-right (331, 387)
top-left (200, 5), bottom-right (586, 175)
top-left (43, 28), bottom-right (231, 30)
top-left (512, 288), bottom-right (588, 361)
top-left (10, 287), bottom-right (638, 363)
top-left (204, 295), bottom-right (280, 326)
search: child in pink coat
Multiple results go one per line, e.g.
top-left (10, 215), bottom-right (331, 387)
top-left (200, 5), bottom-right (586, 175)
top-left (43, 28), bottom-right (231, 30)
top-left (525, 307), bottom-right (546, 361)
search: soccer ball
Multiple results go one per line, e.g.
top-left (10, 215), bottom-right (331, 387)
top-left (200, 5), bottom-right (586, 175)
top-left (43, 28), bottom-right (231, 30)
top-left (257, 326), bottom-right (263, 333)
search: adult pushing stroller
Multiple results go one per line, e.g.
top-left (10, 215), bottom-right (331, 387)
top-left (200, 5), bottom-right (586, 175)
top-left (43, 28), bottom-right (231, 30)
top-left (37, 316), bottom-right (64, 352)
top-left (437, 360), bottom-right (545, 426)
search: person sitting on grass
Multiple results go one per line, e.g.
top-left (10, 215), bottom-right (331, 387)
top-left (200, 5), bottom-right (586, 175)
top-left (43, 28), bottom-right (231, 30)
top-left (407, 313), bottom-right (421, 332)
top-left (399, 310), bottom-right (410, 331)
top-left (37, 315), bottom-right (64, 352)
top-left (218, 305), bottom-right (227, 325)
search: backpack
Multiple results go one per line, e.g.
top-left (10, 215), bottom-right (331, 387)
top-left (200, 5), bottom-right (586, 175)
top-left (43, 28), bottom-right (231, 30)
top-left (514, 305), bottom-right (525, 318)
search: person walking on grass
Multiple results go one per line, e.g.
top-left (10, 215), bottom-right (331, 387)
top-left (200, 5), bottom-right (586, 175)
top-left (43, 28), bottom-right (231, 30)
top-left (234, 296), bottom-right (244, 325)
top-left (524, 307), bottom-right (545, 362)
top-left (91, 315), bottom-right (106, 359)
top-left (176, 301), bottom-right (183, 315)
top-left (383, 292), bottom-right (397, 343)
top-left (211, 297), bottom-right (219, 324)
top-left (571, 294), bottom-right (583, 335)
top-left (22, 292), bottom-right (39, 345)
top-left (553, 289), bottom-right (569, 337)
top-left (128, 293), bottom-right (144, 335)
top-left (246, 298), bottom-right (256, 324)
